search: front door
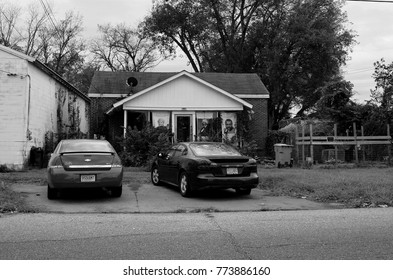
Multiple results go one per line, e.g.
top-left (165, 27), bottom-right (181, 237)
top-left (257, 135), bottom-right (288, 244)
top-left (175, 115), bottom-right (193, 142)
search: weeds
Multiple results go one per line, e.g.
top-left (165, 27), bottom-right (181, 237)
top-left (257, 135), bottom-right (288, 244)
top-left (258, 167), bottom-right (393, 207)
top-left (0, 181), bottom-right (36, 213)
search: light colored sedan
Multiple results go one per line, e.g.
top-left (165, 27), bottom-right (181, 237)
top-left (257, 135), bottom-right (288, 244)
top-left (47, 139), bottom-right (123, 199)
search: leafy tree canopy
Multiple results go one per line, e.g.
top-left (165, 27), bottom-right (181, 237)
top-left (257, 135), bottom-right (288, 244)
top-left (143, 0), bottom-right (357, 127)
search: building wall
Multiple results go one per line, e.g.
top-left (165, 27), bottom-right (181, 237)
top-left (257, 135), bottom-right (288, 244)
top-left (27, 65), bottom-right (90, 148)
top-left (0, 51), bottom-right (29, 168)
top-left (0, 49), bottom-right (90, 169)
top-left (90, 96), bottom-right (116, 138)
top-left (90, 96), bottom-right (270, 155)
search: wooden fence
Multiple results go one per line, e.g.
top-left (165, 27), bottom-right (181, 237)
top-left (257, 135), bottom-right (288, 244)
top-left (295, 123), bottom-right (392, 165)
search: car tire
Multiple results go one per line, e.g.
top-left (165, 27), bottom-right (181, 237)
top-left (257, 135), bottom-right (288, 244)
top-left (151, 166), bottom-right (161, 186)
top-left (236, 188), bottom-right (252, 195)
top-left (111, 186), bottom-right (122, 198)
top-left (179, 172), bottom-right (192, 197)
top-left (47, 185), bottom-right (57, 200)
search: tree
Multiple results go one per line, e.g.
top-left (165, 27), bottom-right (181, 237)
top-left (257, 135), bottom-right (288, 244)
top-left (364, 58), bottom-right (393, 133)
top-left (0, 2), bottom-right (22, 48)
top-left (370, 58), bottom-right (393, 110)
top-left (23, 2), bottom-right (48, 57)
top-left (143, 0), bottom-right (211, 72)
top-left (145, 0), bottom-right (356, 127)
top-left (250, 0), bottom-right (355, 127)
top-left (90, 23), bottom-right (162, 72)
top-left (38, 11), bottom-right (86, 78)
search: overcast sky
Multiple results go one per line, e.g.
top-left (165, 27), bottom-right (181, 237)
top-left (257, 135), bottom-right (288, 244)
top-left (6, 0), bottom-right (393, 103)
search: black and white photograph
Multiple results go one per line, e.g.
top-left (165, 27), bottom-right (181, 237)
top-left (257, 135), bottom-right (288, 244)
top-left (1, 0), bottom-right (393, 279)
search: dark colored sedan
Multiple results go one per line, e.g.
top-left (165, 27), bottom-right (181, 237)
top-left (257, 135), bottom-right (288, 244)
top-left (47, 139), bottom-right (123, 199)
top-left (151, 142), bottom-right (259, 197)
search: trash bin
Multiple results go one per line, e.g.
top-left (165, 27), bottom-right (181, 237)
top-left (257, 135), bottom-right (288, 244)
top-left (30, 146), bottom-right (44, 168)
top-left (274, 144), bottom-right (293, 168)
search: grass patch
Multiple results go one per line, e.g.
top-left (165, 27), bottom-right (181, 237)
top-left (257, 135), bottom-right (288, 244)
top-left (259, 167), bottom-right (393, 207)
top-left (0, 181), bottom-right (36, 213)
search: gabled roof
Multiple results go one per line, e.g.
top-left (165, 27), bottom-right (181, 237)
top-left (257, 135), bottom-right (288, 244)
top-left (107, 71), bottom-right (253, 113)
top-left (88, 70), bottom-right (269, 96)
top-left (0, 44), bottom-right (90, 103)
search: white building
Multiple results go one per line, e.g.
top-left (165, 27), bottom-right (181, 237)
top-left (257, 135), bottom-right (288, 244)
top-left (0, 45), bottom-right (90, 170)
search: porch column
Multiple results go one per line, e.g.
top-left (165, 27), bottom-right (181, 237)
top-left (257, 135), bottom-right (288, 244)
top-left (123, 110), bottom-right (127, 138)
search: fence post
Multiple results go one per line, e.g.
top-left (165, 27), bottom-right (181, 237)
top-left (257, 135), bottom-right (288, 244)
top-left (310, 124), bottom-right (314, 163)
top-left (302, 125), bottom-right (305, 166)
top-left (334, 123), bottom-right (338, 164)
top-left (354, 122), bottom-right (359, 164)
top-left (295, 125), bottom-right (299, 166)
top-left (361, 126), bottom-right (366, 162)
top-left (387, 124), bottom-right (392, 166)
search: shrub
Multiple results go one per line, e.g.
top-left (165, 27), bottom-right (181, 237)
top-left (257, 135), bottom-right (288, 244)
top-left (118, 125), bottom-right (172, 167)
top-left (0, 165), bottom-right (11, 173)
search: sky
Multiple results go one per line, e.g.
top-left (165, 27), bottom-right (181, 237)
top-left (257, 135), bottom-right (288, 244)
top-left (4, 0), bottom-right (393, 103)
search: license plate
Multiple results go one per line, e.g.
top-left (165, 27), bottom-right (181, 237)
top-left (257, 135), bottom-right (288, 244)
top-left (81, 175), bottom-right (96, 182)
top-left (227, 168), bottom-right (238, 175)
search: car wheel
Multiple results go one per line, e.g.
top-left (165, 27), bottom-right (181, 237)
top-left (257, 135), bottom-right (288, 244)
top-left (151, 166), bottom-right (161, 186)
top-left (236, 188), bottom-right (252, 195)
top-left (47, 185), bottom-right (57, 200)
top-left (179, 172), bottom-right (192, 197)
top-left (111, 186), bottom-right (122, 198)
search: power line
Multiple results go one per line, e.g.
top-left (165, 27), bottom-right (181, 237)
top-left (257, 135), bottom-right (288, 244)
top-left (37, 0), bottom-right (60, 37)
top-left (0, 9), bottom-right (24, 38)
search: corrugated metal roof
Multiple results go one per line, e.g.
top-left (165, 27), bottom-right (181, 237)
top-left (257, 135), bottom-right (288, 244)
top-left (88, 71), bottom-right (269, 96)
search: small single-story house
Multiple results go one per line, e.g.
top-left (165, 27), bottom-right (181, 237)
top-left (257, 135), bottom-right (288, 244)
top-left (0, 44), bottom-right (90, 170)
top-left (88, 70), bottom-right (269, 154)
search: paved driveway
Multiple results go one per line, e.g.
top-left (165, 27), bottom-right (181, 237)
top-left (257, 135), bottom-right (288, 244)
top-left (10, 181), bottom-right (339, 213)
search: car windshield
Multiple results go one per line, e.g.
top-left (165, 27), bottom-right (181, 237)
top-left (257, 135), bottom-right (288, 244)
top-left (189, 143), bottom-right (241, 156)
top-left (58, 140), bottom-right (114, 153)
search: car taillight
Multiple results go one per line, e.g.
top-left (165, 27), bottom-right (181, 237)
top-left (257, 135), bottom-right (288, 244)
top-left (247, 158), bottom-right (258, 172)
top-left (48, 157), bottom-right (62, 169)
top-left (197, 160), bottom-right (216, 170)
top-left (111, 155), bottom-right (123, 168)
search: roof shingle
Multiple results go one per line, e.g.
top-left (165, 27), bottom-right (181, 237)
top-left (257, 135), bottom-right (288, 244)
top-left (88, 71), bottom-right (269, 96)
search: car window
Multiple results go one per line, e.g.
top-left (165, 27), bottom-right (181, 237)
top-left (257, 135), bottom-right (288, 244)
top-left (59, 140), bottom-right (114, 153)
top-left (53, 142), bottom-right (62, 154)
top-left (173, 145), bottom-right (186, 157)
top-left (189, 143), bottom-right (241, 156)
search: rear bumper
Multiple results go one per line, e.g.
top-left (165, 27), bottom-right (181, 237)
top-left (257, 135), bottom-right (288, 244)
top-left (190, 172), bottom-right (259, 191)
top-left (47, 167), bottom-right (123, 189)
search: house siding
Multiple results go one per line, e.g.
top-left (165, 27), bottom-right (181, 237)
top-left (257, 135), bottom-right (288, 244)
top-left (0, 51), bottom-right (29, 167)
top-left (0, 46), bottom-right (90, 169)
top-left (88, 71), bottom-right (270, 155)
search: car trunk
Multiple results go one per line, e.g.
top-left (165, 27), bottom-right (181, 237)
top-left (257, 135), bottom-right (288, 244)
top-left (206, 156), bottom-right (251, 177)
top-left (60, 153), bottom-right (114, 171)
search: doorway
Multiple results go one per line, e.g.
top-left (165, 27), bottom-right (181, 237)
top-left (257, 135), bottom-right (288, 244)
top-left (174, 114), bottom-right (194, 142)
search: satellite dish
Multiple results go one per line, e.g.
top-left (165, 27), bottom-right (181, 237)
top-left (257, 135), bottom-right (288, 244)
top-left (126, 77), bottom-right (138, 87)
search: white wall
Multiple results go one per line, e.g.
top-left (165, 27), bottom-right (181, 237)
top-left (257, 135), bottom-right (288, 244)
top-left (123, 75), bottom-right (244, 111)
top-left (0, 51), bottom-right (29, 168)
top-left (0, 48), bottom-right (90, 169)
